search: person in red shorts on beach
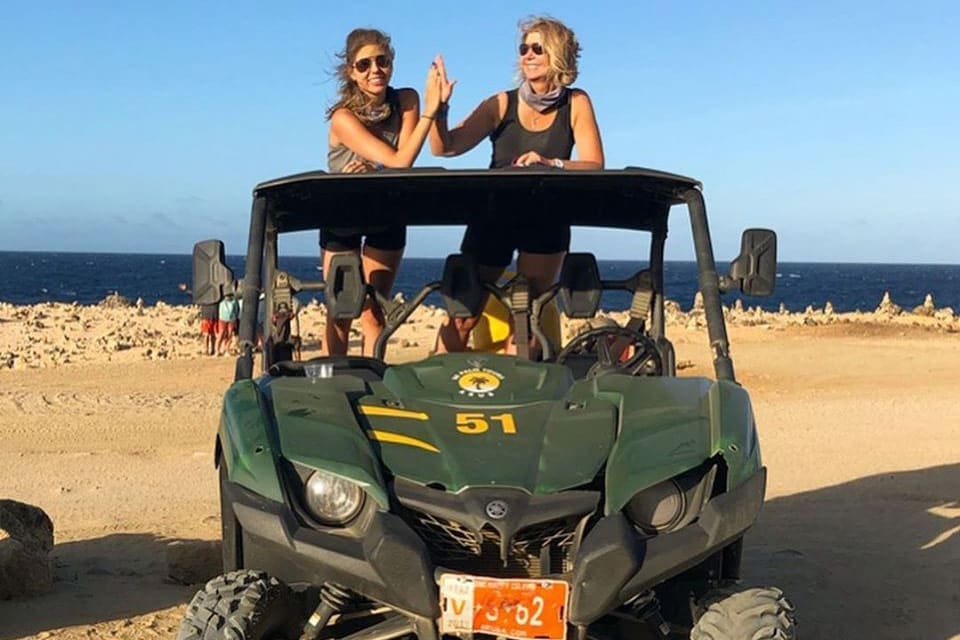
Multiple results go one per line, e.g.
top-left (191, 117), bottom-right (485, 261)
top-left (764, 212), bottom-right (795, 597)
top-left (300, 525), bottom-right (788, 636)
top-left (216, 293), bottom-right (239, 356)
top-left (199, 303), bottom-right (218, 356)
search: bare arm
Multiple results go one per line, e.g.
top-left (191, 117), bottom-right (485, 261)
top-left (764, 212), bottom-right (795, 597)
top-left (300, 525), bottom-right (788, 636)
top-left (428, 54), bottom-right (502, 157)
top-left (565, 89), bottom-right (604, 170)
top-left (394, 88), bottom-right (421, 153)
top-left (330, 68), bottom-right (442, 169)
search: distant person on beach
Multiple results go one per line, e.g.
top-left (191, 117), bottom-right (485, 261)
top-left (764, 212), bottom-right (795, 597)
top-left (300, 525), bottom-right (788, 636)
top-left (179, 282), bottom-right (219, 356)
top-left (322, 27), bottom-right (442, 356)
top-left (216, 292), bottom-right (239, 356)
top-left (428, 16), bottom-right (604, 353)
top-left (199, 303), bottom-right (218, 356)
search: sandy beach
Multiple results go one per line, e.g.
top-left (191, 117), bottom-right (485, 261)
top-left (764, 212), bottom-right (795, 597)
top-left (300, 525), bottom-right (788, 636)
top-left (0, 297), bottom-right (958, 639)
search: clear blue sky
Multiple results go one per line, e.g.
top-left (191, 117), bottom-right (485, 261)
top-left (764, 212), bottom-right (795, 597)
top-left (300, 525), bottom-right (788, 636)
top-left (1, 1), bottom-right (957, 262)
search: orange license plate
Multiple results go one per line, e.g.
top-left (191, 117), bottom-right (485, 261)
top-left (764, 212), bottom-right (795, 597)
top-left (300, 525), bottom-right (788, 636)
top-left (439, 574), bottom-right (569, 640)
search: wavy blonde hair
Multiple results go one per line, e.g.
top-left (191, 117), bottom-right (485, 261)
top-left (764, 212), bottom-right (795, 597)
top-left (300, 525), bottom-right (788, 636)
top-left (517, 16), bottom-right (581, 88)
top-left (326, 28), bottom-right (395, 120)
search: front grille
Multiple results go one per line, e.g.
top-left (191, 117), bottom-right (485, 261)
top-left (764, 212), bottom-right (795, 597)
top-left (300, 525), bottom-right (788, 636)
top-left (405, 510), bottom-right (581, 578)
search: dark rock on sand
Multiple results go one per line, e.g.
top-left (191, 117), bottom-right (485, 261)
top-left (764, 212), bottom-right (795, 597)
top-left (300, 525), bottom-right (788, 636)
top-left (0, 499), bottom-right (55, 599)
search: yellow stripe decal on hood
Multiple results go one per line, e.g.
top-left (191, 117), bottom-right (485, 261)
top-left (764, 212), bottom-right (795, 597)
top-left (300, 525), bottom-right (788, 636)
top-left (369, 430), bottom-right (440, 453)
top-left (358, 405), bottom-right (429, 421)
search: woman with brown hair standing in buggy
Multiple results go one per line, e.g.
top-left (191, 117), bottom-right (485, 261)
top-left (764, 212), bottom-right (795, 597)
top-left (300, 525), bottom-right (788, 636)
top-left (323, 28), bottom-right (442, 356)
top-left (428, 16), bottom-right (605, 354)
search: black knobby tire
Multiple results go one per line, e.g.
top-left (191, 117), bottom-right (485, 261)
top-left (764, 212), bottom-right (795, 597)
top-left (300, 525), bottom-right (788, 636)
top-left (177, 570), bottom-right (305, 640)
top-left (690, 586), bottom-right (796, 640)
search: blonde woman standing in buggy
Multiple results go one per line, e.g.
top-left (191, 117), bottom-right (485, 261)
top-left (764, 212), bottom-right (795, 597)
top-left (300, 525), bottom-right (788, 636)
top-left (428, 16), bottom-right (604, 354)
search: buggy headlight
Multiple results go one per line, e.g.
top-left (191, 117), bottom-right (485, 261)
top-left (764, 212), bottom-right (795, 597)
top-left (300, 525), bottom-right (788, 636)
top-left (304, 471), bottom-right (364, 525)
top-left (625, 479), bottom-right (685, 535)
top-left (623, 463), bottom-right (719, 536)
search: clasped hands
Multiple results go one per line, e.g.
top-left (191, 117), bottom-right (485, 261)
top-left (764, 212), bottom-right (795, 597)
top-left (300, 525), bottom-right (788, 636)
top-left (513, 151), bottom-right (558, 167)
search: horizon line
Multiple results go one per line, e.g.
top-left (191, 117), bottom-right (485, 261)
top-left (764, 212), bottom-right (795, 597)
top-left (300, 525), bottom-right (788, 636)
top-left (0, 248), bottom-right (957, 268)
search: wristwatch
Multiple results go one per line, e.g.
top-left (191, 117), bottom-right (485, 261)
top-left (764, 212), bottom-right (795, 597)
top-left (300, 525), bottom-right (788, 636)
top-left (554, 158), bottom-right (565, 169)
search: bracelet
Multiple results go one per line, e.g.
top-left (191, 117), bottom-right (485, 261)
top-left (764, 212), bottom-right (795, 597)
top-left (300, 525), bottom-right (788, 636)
top-left (421, 113), bottom-right (435, 120)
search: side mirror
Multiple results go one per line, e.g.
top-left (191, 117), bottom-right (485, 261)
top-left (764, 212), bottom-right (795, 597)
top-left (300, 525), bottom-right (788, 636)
top-left (325, 253), bottom-right (366, 319)
top-left (192, 240), bottom-right (235, 305)
top-left (726, 229), bottom-right (777, 296)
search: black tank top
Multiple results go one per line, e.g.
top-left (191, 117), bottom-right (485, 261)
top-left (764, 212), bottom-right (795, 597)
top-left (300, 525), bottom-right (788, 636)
top-left (489, 89), bottom-right (575, 169)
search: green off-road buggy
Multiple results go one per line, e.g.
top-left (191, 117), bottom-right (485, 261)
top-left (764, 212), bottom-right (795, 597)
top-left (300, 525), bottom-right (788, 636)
top-left (179, 169), bottom-right (794, 640)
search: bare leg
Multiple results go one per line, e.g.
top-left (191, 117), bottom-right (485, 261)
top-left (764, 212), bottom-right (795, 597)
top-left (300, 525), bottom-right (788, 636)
top-left (321, 248), bottom-right (360, 356)
top-left (505, 251), bottom-right (566, 355)
top-left (360, 245), bottom-right (404, 358)
top-left (435, 316), bottom-right (481, 354)
top-left (518, 251), bottom-right (565, 298)
top-left (435, 264), bottom-right (505, 354)
top-left (218, 325), bottom-right (232, 355)
top-left (225, 326), bottom-right (236, 355)
top-left (205, 332), bottom-right (216, 356)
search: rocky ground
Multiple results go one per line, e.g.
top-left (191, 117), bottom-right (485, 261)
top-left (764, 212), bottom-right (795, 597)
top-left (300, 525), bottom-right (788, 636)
top-left (1, 290), bottom-right (956, 370)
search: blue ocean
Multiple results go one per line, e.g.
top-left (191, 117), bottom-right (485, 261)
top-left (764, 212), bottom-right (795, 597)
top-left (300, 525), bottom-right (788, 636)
top-left (1, 251), bottom-right (958, 313)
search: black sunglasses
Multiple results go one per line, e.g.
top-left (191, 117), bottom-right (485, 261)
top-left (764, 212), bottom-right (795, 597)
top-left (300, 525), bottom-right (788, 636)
top-left (353, 54), bottom-right (391, 73)
top-left (518, 42), bottom-right (545, 56)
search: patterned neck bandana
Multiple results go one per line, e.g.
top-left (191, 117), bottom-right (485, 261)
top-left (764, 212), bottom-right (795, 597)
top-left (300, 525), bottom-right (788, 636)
top-left (355, 99), bottom-right (392, 124)
top-left (518, 81), bottom-right (567, 113)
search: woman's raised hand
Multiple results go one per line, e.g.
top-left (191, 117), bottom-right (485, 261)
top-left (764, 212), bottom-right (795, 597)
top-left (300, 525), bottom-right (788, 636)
top-left (434, 54), bottom-right (456, 104)
top-left (423, 59), bottom-right (443, 117)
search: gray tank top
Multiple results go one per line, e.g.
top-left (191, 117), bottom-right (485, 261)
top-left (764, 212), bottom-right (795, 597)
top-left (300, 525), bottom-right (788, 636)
top-left (328, 88), bottom-right (402, 172)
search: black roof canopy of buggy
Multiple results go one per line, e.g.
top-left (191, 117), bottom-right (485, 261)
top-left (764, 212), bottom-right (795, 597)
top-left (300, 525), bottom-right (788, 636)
top-left (252, 168), bottom-right (702, 234)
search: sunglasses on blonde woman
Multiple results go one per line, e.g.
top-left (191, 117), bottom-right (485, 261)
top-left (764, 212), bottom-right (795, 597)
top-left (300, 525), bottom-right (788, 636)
top-left (518, 43), bottom-right (545, 56)
top-left (353, 54), bottom-right (391, 73)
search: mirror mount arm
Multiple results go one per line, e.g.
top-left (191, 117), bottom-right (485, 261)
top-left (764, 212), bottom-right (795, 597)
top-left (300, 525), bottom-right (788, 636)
top-left (286, 275), bottom-right (326, 294)
top-left (718, 275), bottom-right (739, 294)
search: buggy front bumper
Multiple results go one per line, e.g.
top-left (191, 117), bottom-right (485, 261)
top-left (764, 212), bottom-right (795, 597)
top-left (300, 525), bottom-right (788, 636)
top-left (223, 479), bottom-right (440, 618)
top-left (570, 467), bottom-right (766, 624)
top-left (223, 467), bottom-right (765, 631)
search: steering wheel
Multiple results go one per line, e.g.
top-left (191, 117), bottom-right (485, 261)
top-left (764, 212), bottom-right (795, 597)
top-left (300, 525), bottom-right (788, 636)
top-left (555, 326), bottom-right (663, 378)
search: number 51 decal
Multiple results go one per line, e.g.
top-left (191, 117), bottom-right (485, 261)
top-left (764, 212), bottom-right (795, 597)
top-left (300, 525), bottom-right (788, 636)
top-left (456, 412), bottom-right (518, 435)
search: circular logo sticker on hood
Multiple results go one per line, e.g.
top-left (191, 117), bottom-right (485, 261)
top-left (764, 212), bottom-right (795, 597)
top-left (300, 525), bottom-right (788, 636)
top-left (485, 500), bottom-right (509, 520)
top-left (452, 366), bottom-right (505, 398)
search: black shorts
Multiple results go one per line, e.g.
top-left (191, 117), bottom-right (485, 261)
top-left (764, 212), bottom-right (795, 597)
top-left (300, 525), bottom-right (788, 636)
top-left (320, 225), bottom-right (406, 252)
top-left (461, 222), bottom-right (570, 268)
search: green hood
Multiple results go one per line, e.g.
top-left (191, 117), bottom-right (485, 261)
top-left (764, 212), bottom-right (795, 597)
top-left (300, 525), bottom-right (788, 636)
top-left (259, 355), bottom-right (758, 511)
top-left (269, 355), bottom-right (615, 499)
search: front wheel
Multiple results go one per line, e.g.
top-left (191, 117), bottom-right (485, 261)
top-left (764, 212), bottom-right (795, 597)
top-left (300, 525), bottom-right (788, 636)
top-left (690, 586), bottom-right (796, 640)
top-left (177, 570), bottom-right (306, 640)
